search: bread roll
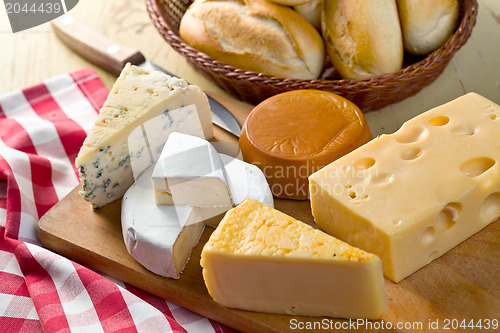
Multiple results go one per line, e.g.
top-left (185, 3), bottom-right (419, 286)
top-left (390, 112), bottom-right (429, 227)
top-left (180, 0), bottom-right (324, 80)
top-left (268, 0), bottom-right (309, 5)
top-left (294, 0), bottom-right (323, 30)
top-left (397, 0), bottom-right (459, 55)
top-left (322, 0), bottom-right (403, 80)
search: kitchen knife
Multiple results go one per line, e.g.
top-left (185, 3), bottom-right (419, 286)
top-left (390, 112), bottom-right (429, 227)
top-left (51, 15), bottom-right (242, 138)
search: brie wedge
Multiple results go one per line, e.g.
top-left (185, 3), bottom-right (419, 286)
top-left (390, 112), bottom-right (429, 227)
top-left (152, 132), bottom-right (233, 208)
top-left (122, 155), bottom-right (273, 278)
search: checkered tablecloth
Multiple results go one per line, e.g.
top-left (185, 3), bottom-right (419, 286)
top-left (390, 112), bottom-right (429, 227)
top-left (0, 68), bottom-right (236, 332)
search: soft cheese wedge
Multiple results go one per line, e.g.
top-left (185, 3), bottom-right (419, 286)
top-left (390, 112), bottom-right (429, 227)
top-left (122, 157), bottom-right (273, 278)
top-left (201, 199), bottom-right (387, 319)
top-left (202, 154), bottom-right (275, 227)
top-left (152, 132), bottom-right (233, 207)
top-left (76, 63), bottom-right (213, 208)
top-left (122, 165), bottom-right (204, 279)
top-left (309, 92), bottom-right (500, 282)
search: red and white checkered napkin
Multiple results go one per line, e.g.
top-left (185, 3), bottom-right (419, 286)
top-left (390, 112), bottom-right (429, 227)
top-left (0, 69), bottom-right (236, 333)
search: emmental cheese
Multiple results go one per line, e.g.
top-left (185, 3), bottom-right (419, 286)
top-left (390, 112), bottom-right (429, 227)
top-left (75, 64), bottom-right (213, 208)
top-left (201, 199), bottom-right (387, 319)
top-left (309, 93), bottom-right (500, 282)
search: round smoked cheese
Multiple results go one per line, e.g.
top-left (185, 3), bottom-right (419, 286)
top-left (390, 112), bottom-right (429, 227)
top-left (239, 90), bottom-right (372, 200)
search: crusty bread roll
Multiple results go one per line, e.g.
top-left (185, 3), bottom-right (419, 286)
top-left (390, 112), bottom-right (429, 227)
top-left (322, 0), bottom-right (403, 80)
top-left (180, 0), bottom-right (324, 80)
top-left (397, 0), bottom-right (459, 55)
top-left (268, 0), bottom-right (309, 5)
top-left (294, 0), bottom-right (323, 30)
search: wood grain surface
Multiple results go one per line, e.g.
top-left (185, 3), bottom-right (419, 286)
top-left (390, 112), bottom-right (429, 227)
top-left (1, 0), bottom-right (500, 137)
top-left (38, 185), bottom-right (500, 333)
top-left (37, 95), bottom-right (500, 333)
top-left (3, 0), bottom-right (499, 331)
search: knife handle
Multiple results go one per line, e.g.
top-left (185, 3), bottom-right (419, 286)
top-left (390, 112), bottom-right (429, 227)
top-left (52, 15), bottom-right (145, 75)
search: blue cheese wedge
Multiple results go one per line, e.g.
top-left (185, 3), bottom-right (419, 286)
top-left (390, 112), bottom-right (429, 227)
top-left (152, 132), bottom-right (233, 208)
top-left (75, 63), bottom-right (213, 208)
top-left (122, 155), bottom-right (274, 279)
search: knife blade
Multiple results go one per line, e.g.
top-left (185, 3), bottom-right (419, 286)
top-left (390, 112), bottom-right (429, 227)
top-left (51, 15), bottom-right (241, 138)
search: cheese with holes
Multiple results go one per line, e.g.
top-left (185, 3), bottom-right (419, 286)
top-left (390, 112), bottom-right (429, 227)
top-left (122, 156), bottom-right (273, 278)
top-left (309, 93), bottom-right (500, 282)
top-left (76, 63), bottom-right (213, 208)
top-left (152, 133), bottom-right (233, 207)
top-left (201, 198), bottom-right (387, 319)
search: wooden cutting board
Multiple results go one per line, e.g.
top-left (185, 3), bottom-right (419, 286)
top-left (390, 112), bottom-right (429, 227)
top-left (37, 95), bottom-right (500, 333)
top-left (37, 186), bottom-right (500, 333)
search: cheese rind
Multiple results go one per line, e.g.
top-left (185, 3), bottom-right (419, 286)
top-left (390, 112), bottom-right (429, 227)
top-left (239, 90), bottom-right (372, 200)
top-left (76, 64), bottom-right (213, 209)
top-left (122, 165), bottom-right (204, 278)
top-left (201, 199), bottom-right (387, 319)
top-left (122, 156), bottom-right (274, 278)
top-left (152, 133), bottom-right (232, 208)
top-left (309, 92), bottom-right (500, 282)
top-left (202, 154), bottom-right (275, 227)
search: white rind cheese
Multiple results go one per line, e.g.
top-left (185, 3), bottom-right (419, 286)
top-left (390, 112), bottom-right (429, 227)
top-left (203, 154), bottom-right (274, 227)
top-left (121, 165), bottom-right (204, 278)
top-left (122, 155), bottom-right (274, 279)
top-left (76, 64), bottom-right (213, 209)
top-left (152, 133), bottom-right (233, 207)
top-left (201, 199), bottom-right (387, 319)
top-left (309, 92), bottom-right (500, 282)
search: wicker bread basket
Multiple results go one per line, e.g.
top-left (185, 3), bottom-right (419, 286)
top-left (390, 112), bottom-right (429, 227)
top-left (146, 0), bottom-right (478, 112)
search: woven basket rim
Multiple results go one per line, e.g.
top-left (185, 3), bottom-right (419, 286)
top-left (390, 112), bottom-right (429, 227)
top-left (146, 0), bottom-right (478, 111)
top-left (147, 0), bottom-right (477, 86)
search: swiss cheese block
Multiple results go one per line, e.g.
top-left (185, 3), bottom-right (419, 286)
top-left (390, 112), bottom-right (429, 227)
top-left (152, 133), bottom-right (233, 208)
top-left (122, 156), bottom-right (274, 278)
top-left (201, 199), bottom-right (387, 319)
top-left (76, 64), bottom-right (213, 208)
top-left (239, 90), bottom-right (372, 200)
top-left (309, 93), bottom-right (500, 282)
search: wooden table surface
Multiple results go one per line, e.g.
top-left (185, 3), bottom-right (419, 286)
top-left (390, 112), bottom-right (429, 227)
top-left (1, 0), bottom-right (499, 137)
top-left (1, 1), bottom-right (499, 331)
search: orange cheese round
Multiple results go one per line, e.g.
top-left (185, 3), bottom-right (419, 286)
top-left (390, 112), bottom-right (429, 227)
top-left (239, 90), bottom-right (372, 200)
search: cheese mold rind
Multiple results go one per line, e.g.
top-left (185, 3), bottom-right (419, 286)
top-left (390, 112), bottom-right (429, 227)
top-left (121, 165), bottom-right (204, 279)
top-left (201, 198), bottom-right (387, 319)
top-left (122, 156), bottom-right (273, 278)
top-left (76, 64), bottom-right (213, 209)
top-left (152, 132), bottom-right (233, 208)
top-left (309, 92), bottom-right (500, 282)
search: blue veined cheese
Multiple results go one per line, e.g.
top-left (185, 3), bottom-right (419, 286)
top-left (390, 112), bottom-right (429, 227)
top-left (75, 63), bottom-right (213, 209)
top-left (122, 155), bottom-right (274, 279)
